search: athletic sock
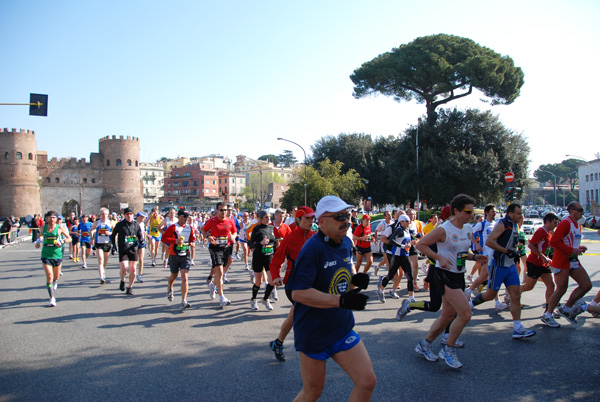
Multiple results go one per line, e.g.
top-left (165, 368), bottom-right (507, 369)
top-left (46, 283), bottom-right (54, 298)
top-left (263, 284), bottom-right (274, 300)
top-left (252, 284), bottom-right (260, 300)
top-left (471, 293), bottom-right (486, 307)
top-left (274, 338), bottom-right (283, 346)
top-left (513, 320), bottom-right (522, 330)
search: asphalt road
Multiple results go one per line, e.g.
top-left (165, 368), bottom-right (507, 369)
top-left (1, 230), bottom-right (600, 402)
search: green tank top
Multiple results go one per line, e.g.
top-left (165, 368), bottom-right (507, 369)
top-left (41, 225), bottom-right (63, 260)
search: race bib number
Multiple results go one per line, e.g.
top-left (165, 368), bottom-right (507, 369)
top-left (456, 251), bottom-right (468, 271)
top-left (125, 235), bottom-right (137, 244)
top-left (261, 244), bottom-right (274, 255)
top-left (216, 236), bottom-right (228, 247)
top-left (44, 236), bottom-right (57, 247)
top-left (81, 231), bottom-right (90, 237)
top-left (176, 243), bottom-right (189, 256)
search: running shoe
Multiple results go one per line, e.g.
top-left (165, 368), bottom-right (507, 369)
top-left (48, 297), bottom-right (56, 307)
top-left (52, 281), bottom-right (58, 291)
top-left (244, 264), bottom-right (249, 270)
top-left (82, 263), bottom-right (87, 269)
top-left (269, 339), bottom-right (286, 362)
top-left (388, 290), bottom-right (400, 299)
top-left (167, 288), bottom-right (174, 301)
top-left (181, 301), bottom-right (191, 310)
top-left (424, 282), bottom-right (430, 291)
top-left (250, 299), bottom-right (259, 310)
top-left (136, 274), bottom-right (143, 283)
top-left (209, 283), bottom-right (216, 299)
top-left (235, 253), bottom-right (240, 260)
top-left (540, 315), bottom-right (560, 328)
top-left (190, 260), bottom-right (195, 266)
top-left (466, 275), bottom-right (473, 284)
top-left (413, 282), bottom-right (420, 292)
top-left (69, 255), bottom-right (73, 259)
top-left (100, 279), bottom-right (106, 285)
top-left (438, 345), bottom-right (462, 369)
top-left (270, 289), bottom-right (279, 302)
top-left (219, 296), bottom-right (231, 308)
top-left (415, 340), bottom-right (438, 362)
top-left (119, 280), bottom-right (125, 291)
top-left (397, 299), bottom-right (411, 321)
top-left (373, 266), bottom-right (379, 276)
top-left (125, 287), bottom-right (134, 295)
top-left (263, 299), bottom-right (274, 311)
top-left (377, 276), bottom-right (385, 303)
top-left (557, 307), bottom-right (578, 324)
top-left (512, 326), bottom-right (536, 339)
top-left (408, 296), bottom-right (416, 303)
top-left (441, 334), bottom-right (465, 348)
top-left (570, 299), bottom-right (586, 318)
top-left (495, 302), bottom-right (509, 311)
top-left (151, 259), bottom-right (156, 266)
top-left (464, 288), bottom-right (472, 300)
top-left (163, 260), bottom-right (168, 269)
top-left (223, 275), bottom-right (229, 284)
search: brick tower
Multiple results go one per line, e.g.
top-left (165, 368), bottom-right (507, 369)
top-left (0, 128), bottom-right (41, 217)
top-left (99, 135), bottom-right (143, 212)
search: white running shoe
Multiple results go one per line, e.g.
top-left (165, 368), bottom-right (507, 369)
top-left (262, 299), bottom-right (274, 311)
top-left (209, 283), bottom-right (216, 299)
top-left (438, 345), bottom-right (462, 369)
top-left (250, 299), bottom-right (259, 310)
top-left (219, 296), bottom-right (231, 308)
top-left (540, 315), bottom-right (560, 328)
top-left (190, 260), bottom-right (195, 266)
top-left (464, 288), bottom-right (472, 300)
top-left (373, 266), bottom-right (379, 276)
top-left (136, 274), bottom-right (143, 283)
top-left (441, 333), bottom-right (465, 348)
top-left (49, 297), bottom-right (56, 307)
top-left (270, 289), bottom-right (279, 302)
top-left (180, 301), bottom-right (191, 310)
top-left (495, 302), bottom-right (509, 311)
top-left (415, 341), bottom-right (438, 362)
top-left (245, 264), bottom-right (250, 271)
top-left (52, 281), bottom-right (58, 291)
top-left (235, 253), bottom-right (240, 260)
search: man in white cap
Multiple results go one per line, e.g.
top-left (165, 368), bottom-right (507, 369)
top-left (286, 195), bottom-right (376, 401)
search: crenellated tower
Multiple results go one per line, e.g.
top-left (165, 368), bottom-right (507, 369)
top-left (99, 135), bottom-right (143, 212)
top-left (0, 128), bottom-right (41, 217)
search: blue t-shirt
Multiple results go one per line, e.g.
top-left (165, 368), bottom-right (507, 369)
top-left (78, 222), bottom-right (93, 242)
top-left (286, 231), bottom-right (355, 354)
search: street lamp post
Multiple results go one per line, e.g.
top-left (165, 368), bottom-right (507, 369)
top-left (277, 137), bottom-right (307, 206)
top-left (538, 169), bottom-right (557, 207)
top-left (416, 118), bottom-right (421, 221)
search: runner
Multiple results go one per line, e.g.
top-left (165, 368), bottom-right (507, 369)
top-left (470, 203), bottom-right (536, 339)
top-left (90, 207), bottom-right (114, 285)
top-left (373, 211), bottom-right (394, 276)
top-left (353, 214), bottom-right (375, 274)
top-left (78, 215), bottom-right (93, 269)
top-left (412, 194), bottom-right (487, 369)
top-left (238, 212), bottom-right (251, 270)
top-left (202, 202), bottom-right (237, 308)
top-left (35, 211), bottom-right (72, 307)
top-left (146, 207), bottom-right (163, 266)
top-left (162, 209), bottom-right (196, 310)
top-left (136, 212), bottom-right (148, 282)
top-left (69, 217), bottom-right (81, 262)
top-left (268, 206), bottom-right (315, 361)
top-left (111, 208), bottom-right (144, 296)
top-left (159, 208), bottom-right (176, 269)
top-left (248, 210), bottom-right (276, 311)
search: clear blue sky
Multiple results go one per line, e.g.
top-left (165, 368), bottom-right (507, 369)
top-left (1, 0), bottom-right (598, 174)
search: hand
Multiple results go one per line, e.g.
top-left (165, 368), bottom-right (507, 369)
top-left (505, 249), bottom-right (519, 259)
top-left (437, 255), bottom-right (450, 269)
top-left (475, 255), bottom-right (488, 265)
top-left (339, 289), bottom-right (369, 310)
top-left (208, 236), bottom-right (216, 245)
top-left (351, 273), bottom-right (370, 290)
top-left (273, 278), bottom-right (283, 286)
top-left (261, 238), bottom-right (269, 245)
top-left (35, 243), bottom-right (40, 249)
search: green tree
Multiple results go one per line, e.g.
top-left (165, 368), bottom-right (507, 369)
top-left (278, 150), bottom-right (298, 167)
top-left (281, 159), bottom-right (365, 209)
top-left (535, 159), bottom-right (579, 193)
top-left (350, 34), bottom-right (524, 123)
top-left (258, 154), bottom-right (280, 165)
top-left (395, 108), bottom-right (530, 206)
top-left (242, 172), bottom-right (285, 206)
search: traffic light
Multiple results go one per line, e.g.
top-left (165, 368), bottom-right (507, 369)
top-left (505, 187), bottom-right (513, 202)
top-left (29, 93), bottom-right (48, 116)
top-left (513, 187), bottom-right (522, 200)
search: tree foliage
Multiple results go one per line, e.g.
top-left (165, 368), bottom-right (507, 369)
top-left (350, 34), bottom-right (524, 123)
top-left (534, 159), bottom-right (579, 192)
top-left (278, 150), bottom-right (298, 167)
top-left (258, 154), bottom-right (280, 165)
top-left (242, 172), bottom-right (285, 206)
top-left (310, 108), bottom-right (529, 207)
top-left (280, 159), bottom-right (365, 210)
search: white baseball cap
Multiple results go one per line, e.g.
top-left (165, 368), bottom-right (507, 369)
top-left (315, 196), bottom-right (355, 219)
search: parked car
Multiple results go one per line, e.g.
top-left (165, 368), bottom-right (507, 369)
top-left (522, 219), bottom-right (543, 235)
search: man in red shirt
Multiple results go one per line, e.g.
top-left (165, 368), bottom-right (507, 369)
top-left (202, 202), bottom-right (237, 308)
top-left (268, 206), bottom-right (315, 361)
top-left (545, 202), bottom-right (592, 325)
top-left (268, 208), bottom-right (292, 301)
top-left (162, 209), bottom-right (196, 311)
top-left (353, 214), bottom-right (374, 274)
top-left (520, 213), bottom-right (559, 327)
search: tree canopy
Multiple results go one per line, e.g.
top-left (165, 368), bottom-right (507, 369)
top-left (534, 159), bottom-right (580, 192)
top-left (258, 154), bottom-right (280, 165)
top-left (280, 159), bottom-right (364, 209)
top-left (350, 34), bottom-right (525, 123)
top-left (278, 150), bottom-right (298, 167)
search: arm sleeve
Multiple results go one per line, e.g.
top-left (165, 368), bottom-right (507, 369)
top-left (269, 237), bottom-right (288, 281)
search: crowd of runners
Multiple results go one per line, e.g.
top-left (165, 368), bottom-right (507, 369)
top-left (31, 195), bottom-right (600, 400)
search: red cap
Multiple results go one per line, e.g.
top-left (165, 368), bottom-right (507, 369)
top-left (296, 206), bottom-right (315, 218)
top-left (441, 206), bottom-right (451, 221)
top-left (361, 214), bottom-right (371, 220)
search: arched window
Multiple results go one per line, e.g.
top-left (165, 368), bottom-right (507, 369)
top-left (83, 178), bottom-right (88, 184)
top-left (28, 153), bottom-right (33, 160)
top-left (106, 160), bottom-right (110, 166)
top-left (127, 159), bottom-right (132, 167)
top-left (16, 152), bottom-right (22, 160)
top-left (135, 161), bottom-right (138, 167)
top-left (91, 178), bottom-right (96, 183)
top-left (46, 177), bottom-right (50, 183)
top-left (4, 152), bottom-right (8, 159)
top-left (116, 159), bottom-right (122, 166)
top-left (55, 177), bottom-right (60, 183)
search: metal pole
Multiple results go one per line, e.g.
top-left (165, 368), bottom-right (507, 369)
top-left (538, 169), bottom-right (557, 207)
top-left (416, 118), bottom-right (421, 221)
top-left (277, 137), bottom-right (307, 206)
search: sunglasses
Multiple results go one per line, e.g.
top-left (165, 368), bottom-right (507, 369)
top-left (218, 209), bottom-right (227, 212)
top-left (322, 212), bottom-right (351, 221)
top-left (572, 207), bottom-right (584, 213)
top-left (462, 209), bottom-right (473, 214)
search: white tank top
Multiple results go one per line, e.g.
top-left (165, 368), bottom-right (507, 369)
top-left (435, 220), bottom-right (473, 274)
